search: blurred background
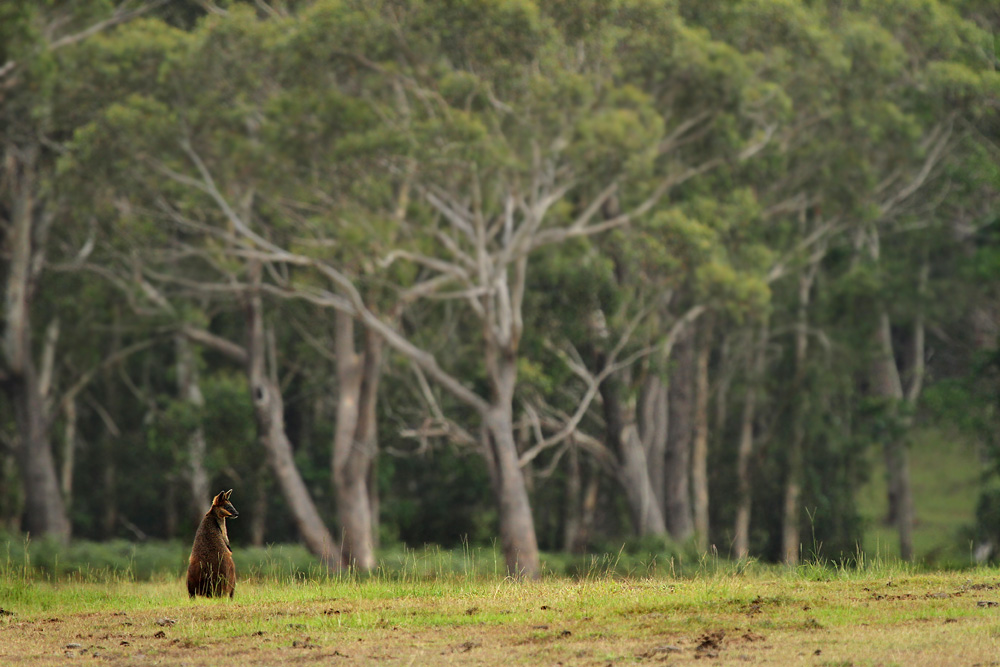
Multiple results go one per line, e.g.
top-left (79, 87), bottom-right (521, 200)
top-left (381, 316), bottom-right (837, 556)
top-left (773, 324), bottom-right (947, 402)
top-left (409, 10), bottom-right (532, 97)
top-left (1, 0), bottom-right (998, 578)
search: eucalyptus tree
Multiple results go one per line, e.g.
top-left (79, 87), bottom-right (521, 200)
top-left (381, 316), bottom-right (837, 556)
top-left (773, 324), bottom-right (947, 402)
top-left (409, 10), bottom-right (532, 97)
top-left (678, 0), bottom-right (999, 561)
top-left (841, 0), bottom-right (999, 560)
top-left (57, 8), bottom-right (344, 567)
top-left (0, 0), bottom-right (167, 542)
top-left (509, 0), bottom-right (780, 543)
top-left (72, 0), bottom-right (785, 575)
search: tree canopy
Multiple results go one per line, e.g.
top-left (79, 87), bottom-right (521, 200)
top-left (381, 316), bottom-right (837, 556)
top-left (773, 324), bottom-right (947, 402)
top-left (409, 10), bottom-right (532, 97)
top-left (1, 0), bottom-right (998, 573)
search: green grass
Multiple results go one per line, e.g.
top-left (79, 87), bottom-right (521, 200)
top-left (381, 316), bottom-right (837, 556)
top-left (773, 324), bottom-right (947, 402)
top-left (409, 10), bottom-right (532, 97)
top-left (0, 424), bottom-right (990, 663)
top-left (0, 534), bottom-right (713, 584)
top-left (856, 426), bottom-right (983, 566)
top-left (3, 557), bottom-right (1000, 666)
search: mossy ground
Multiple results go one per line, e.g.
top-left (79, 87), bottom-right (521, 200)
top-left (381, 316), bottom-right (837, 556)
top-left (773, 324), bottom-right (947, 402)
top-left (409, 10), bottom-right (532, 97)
top-left (3, 566), bottom-right (1000, 665)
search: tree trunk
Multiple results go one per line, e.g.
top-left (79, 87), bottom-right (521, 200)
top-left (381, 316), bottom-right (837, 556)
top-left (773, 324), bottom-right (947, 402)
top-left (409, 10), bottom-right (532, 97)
top-left (99, 309), bottom-right (122, 540)
top-left (164, 476), bottom-right (178, 539)
top-left (564, 443), bottom-right (583, 552)
top-left (8, 373), bottom-right (69, 541)
top-left (782, 265), bottom-right (818, 565)
top-left (249, 458), bottom-right (269, 547)
top-left (638, 375), bottom-right (668, 513)
top-left (175, 335), bottom-right (210, 522)
top-left (479, 330), bottom-right (541, 578)
top-left (714, 334), bottom-right (732, 443)
top-left (61, 396), bottom-right (77, 512)
top-left (2, 145), bottom-right (69, 542)
top-left (885, 434), bottom-right (914, 560)
top-left (368, 457), bottom-right (381, 550)
top-left (871, 308), bottom-right (918, 561)
top-left (733, 322), bottom-right (768, 560)
top-left (0, 451), bottom-right (22, 533)
top-left (356, 325), bottom-right (383, 552)
top-left (665, 328), bottom-right (695, 541)
top-left (692, 315), bottom-right (712, 551)
top-left (101, 444), bottom-right (117, 539)
top-left (562, 443), bottom-right (602, 554)
top-left (332, 310), bottom-right (381, 571)
top-left (246, 274), bottom-right (341, 569)
top-left (484, 401), bottom-right (541, 578)
top-left (601, 369), bottom-right (668, 537)
top-left (579, 463), bottom-right (600, 552)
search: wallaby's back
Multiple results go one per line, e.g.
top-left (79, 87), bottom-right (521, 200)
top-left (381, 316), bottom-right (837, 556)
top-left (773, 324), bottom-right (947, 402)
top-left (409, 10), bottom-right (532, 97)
top-left (187, 489), bottom-right (238, 598)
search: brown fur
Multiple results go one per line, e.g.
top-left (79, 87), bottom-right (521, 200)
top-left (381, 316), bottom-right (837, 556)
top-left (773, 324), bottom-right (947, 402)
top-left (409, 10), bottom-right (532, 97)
top-left (187, 489), bottom-right (238, 598)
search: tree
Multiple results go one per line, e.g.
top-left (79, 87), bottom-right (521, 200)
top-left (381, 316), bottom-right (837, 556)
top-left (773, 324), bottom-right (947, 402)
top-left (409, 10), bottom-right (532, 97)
top-left (0, 0), bottom-right (165, 542)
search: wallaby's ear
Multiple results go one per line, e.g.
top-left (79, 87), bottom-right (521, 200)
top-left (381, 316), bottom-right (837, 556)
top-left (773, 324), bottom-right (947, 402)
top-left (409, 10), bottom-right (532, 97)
top-left (224, 489), bottom-right (233, 501)
top-left (212, 490), bottom-right (225, 505)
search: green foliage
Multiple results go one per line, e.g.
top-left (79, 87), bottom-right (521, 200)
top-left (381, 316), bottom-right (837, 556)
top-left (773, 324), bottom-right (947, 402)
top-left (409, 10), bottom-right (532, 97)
top-left (2, 0), bottom-right (998, 570)
top-left (380, 447), bottom-right (496, 549)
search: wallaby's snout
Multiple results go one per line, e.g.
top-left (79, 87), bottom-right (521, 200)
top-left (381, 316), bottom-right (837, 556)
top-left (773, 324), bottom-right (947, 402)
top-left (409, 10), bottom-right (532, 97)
top-left (213, 489), bottom-right (239, 518)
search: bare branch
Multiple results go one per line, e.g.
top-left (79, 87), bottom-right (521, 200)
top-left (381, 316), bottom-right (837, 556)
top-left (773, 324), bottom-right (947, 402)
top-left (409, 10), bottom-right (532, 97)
top-left (905, 258), bottom-right (929, 404)
top-left (425, 189), bottom-right (476, 244)
top-left (659, 305), bottom-right (707, 358)
top-left (190, 0), bottom-right (228, 16)
top-left (531, 157), bottom-right (723, 249)
top-left (379, 249), bottom-right (471, 284)
top-left (261, 282), bottom-right (493, 414)
top-left (765, 216), bottom-right (842, 284)
top-left (397, 274), bottom-right (476, 309)
top-left (432, 228), bottom-right (477, 270)
top-left (85, 393), bottom-right (122, 438)
top-left (49, 1), bottom-right (171, 51)
top-left (254, 0), bottom-right (285, 18)
top-left (521, 402), bottom-right (619, 475)
top-left (658, 110), bottom-right (716, 154)
top-left (38, 318), bottom-right (60, 401)
top-left (290, 319), bottom-right (337, 364)
top-left (56, 337), bottom-right (162, 423)
top-left (519, 306), bottom-right (653, 466)
top-left (181, 325), bottom-right (248, 364)
top-left (878, 119), bottom-right (954, 216)
top-left (737, 124), bottom-right (778, 161)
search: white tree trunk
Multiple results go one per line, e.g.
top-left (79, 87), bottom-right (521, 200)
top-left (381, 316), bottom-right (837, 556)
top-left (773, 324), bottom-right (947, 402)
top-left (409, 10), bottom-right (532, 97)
top-left (246, 275), bottom-right (340, 569)
top-left (639, 375), bottom-right (668, 513)
top-left (175, 334), bottom-right (210, 523)
top-left (2, 145), bottom-right (69, 542)
top-left (734, 322), bottom-right (768, 560)
top-left (872, 310), bottom-right (916, 561)
top-left (332, 310), bottom-right (380, 571)
top-left (782, 263), bottom-right (818, 565)
top-left (692, 316), bottom-right (712, 551)
top-left (601, 368), bottom-right (668, 537)
top-left (665, 329), bottom-right (695, 541)
top-left (485, 403), bottom-right (541, 578)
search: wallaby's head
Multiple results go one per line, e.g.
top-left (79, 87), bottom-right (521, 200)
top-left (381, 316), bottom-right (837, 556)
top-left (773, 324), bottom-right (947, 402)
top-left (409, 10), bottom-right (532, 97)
top-left (211, 489), bottom-right (239, 519)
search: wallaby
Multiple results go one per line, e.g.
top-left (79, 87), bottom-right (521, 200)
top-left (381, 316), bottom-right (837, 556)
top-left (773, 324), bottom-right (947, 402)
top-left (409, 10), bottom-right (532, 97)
top-left (187, 489), bottom-right (238, 598)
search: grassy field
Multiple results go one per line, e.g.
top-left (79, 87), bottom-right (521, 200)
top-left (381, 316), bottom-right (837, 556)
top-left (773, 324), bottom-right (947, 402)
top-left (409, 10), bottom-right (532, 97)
top-left (0, 427), bottom-right (990, 665)
top-left (4, 560), bottom-right (1000, 666)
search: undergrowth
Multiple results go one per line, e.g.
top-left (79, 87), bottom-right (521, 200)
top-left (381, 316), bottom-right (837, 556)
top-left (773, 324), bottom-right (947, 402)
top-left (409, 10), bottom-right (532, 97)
top-left (0, 532), bottom-right (943, 589)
